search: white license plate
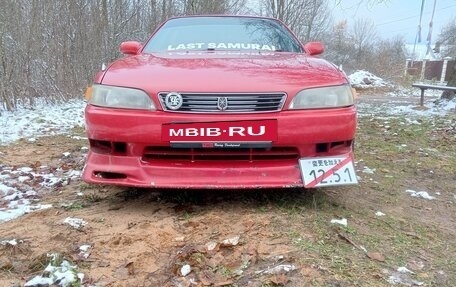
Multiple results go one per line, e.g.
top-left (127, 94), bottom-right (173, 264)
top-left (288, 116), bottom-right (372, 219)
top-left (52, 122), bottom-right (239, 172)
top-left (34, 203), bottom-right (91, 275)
top-left (299, 154), bottom-right (358, 188)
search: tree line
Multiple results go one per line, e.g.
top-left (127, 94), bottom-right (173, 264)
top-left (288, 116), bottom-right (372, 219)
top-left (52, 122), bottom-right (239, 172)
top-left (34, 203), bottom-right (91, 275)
top-left (0, 0), bottom-right (455, 110)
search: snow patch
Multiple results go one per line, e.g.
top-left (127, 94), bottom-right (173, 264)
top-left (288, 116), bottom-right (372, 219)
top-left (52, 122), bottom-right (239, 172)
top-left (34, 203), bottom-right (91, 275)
top-left (180, 264), bottom-right (191, 276)
top-left (24, 254), bottom-right (83, 287)
top-left (1, 238), bottom-right (22, 246)
top-left (397, 266), bottom-right (414, 274)
top-left (358, 95), bottom-right (456, 118)
top-left (349, 70), bottom-right (390, 88)
top-left (330, 218), bottom-right (348, 226)
top-left (387, 266), bottom-right (424, 286)
top-left (78, 244), bottom-right (91, 259)
top-left (1, 162), bottom-right (81, 223)
top-left (256, 264), bottom-right (297, 275)
top-left (63, 217), bottom-right (87, 229)
top-left (405, 189), bottom-right (436, 200)
top-left (0, 99), bottom-right (85, 145)
top-left (362, 166), bottom-right (376, 174)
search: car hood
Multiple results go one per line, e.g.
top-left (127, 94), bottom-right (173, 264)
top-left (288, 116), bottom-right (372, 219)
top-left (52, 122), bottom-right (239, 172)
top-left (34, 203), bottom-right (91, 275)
top-left (101, 52), bottom-right (348, 94)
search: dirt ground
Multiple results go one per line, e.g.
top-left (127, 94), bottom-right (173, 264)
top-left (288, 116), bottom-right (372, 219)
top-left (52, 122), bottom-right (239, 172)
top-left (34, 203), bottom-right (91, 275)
top-left (0, 93), bottom-right (455, 287)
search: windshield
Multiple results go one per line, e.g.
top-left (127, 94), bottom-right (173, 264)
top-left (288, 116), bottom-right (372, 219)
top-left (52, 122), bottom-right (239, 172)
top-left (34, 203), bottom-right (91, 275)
top-left (143, 17), bottom-right (303, 53)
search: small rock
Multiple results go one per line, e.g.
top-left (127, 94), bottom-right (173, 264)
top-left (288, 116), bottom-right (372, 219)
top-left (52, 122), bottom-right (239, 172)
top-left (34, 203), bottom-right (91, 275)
top-left (367, 252), bottom-right (385, 262)
top-left (206, 241), bottom-right (218, 251)
top-left (221, 235), bottom-right (240, 246)
top-left (174, 236), bottom-right (185, 242)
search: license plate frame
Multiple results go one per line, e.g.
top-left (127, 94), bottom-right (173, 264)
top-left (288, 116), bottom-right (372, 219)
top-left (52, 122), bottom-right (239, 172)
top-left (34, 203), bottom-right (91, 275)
top-left (170, 142), bottom-right (272, 149)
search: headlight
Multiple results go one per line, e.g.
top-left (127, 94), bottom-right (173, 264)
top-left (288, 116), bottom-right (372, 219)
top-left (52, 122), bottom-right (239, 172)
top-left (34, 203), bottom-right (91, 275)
top-left (88, 84), bottom-right (155, 110)
top-left (289, 85), bottom-right (354, 109)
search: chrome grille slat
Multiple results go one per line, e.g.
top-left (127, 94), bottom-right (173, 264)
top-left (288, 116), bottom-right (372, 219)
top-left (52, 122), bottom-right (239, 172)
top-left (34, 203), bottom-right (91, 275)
top-left (185, 101), bottom-right (216, 105)
top-left (159, 92), bottom-right (286, 113)
top-left (228, 104), bottom-right (279, 108)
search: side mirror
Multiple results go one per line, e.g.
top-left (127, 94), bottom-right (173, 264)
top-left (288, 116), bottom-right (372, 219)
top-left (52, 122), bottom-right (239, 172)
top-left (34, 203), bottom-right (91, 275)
top-left (120, 41), bottom-right (142, 55)
top-left (304, 42), bottom-right (324, 56)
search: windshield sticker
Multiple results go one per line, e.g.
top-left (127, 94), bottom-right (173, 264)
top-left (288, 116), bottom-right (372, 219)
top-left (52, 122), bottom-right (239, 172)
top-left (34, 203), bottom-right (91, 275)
top-left (167, 51), bottom-right (275, 56)
top-left (167, 43), bottom-right (277, 51)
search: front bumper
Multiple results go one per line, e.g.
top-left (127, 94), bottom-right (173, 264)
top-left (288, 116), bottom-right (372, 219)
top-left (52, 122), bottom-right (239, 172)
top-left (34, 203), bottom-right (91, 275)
top-left (82, 105), bottom-right (356, 188)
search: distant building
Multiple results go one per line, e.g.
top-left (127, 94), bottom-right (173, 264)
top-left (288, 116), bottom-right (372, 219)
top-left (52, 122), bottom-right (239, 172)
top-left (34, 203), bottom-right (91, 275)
top-left (405, 43), bottom-right (450, 61)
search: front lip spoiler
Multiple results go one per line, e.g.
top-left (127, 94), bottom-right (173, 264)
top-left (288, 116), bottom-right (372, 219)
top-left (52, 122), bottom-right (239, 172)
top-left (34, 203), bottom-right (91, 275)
top-left (82, 151), bottom-right (305, 189)
top-left (82, 149), bottom-right (356, 189)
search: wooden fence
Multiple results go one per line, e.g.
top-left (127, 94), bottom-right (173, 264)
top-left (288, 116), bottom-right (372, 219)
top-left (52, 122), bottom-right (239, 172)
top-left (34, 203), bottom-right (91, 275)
top-left (405, 58), bottom-right (455, 83)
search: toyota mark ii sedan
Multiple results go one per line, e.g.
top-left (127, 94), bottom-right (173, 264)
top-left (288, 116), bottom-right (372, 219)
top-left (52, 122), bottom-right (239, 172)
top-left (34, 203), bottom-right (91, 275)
top-left (82, 15), bottom-right (358, 189)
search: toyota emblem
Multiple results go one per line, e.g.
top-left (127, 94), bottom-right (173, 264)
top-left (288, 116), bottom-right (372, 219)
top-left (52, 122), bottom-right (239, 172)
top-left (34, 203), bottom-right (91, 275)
top-left (217, 97), bottom-right (228, 111)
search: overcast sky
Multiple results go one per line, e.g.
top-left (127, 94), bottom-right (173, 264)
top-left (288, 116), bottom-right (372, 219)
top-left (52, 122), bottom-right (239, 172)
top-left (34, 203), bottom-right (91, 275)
top-left (330, 0), bottom-right (456, 43)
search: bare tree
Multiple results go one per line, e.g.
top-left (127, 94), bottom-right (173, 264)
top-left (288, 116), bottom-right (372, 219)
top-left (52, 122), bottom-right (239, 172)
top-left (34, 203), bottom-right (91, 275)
top-left (302, 0), bottom-right (332, 41)
top-left (180, 0), bottom-right (247, 15)
top-left (370, 36), bottom-right (406, 82)
top-left (260, 0), bottom-right (332, 42)
top-left (323, 17), bottom-right (406, 80)
top-left (438, 18), bottom-right (456, 59)
top-left (437, 18), bottom-right (456, 99)
top-left (350, 18), bottom-right (377, 65)
top-left (324, 21), bottom-right (351, 69)
top-left (0, 0), bottom-right (257, 111)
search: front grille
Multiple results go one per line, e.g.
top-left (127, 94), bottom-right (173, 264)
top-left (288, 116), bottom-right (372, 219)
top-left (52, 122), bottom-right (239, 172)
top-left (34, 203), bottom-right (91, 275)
top-left (158, 93), bottom-right (286, 113)
top-left (142, 146), bottom-right (299, 162)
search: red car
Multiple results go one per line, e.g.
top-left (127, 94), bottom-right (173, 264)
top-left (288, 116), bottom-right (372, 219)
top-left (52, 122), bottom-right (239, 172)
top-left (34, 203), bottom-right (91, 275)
top-left (83, 16), bottom-right (357, 189)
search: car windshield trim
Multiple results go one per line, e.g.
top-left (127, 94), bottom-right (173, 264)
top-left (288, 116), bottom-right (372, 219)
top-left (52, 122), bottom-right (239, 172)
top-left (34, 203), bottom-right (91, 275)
top-left (143, 16), bottom-right (303, 53)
